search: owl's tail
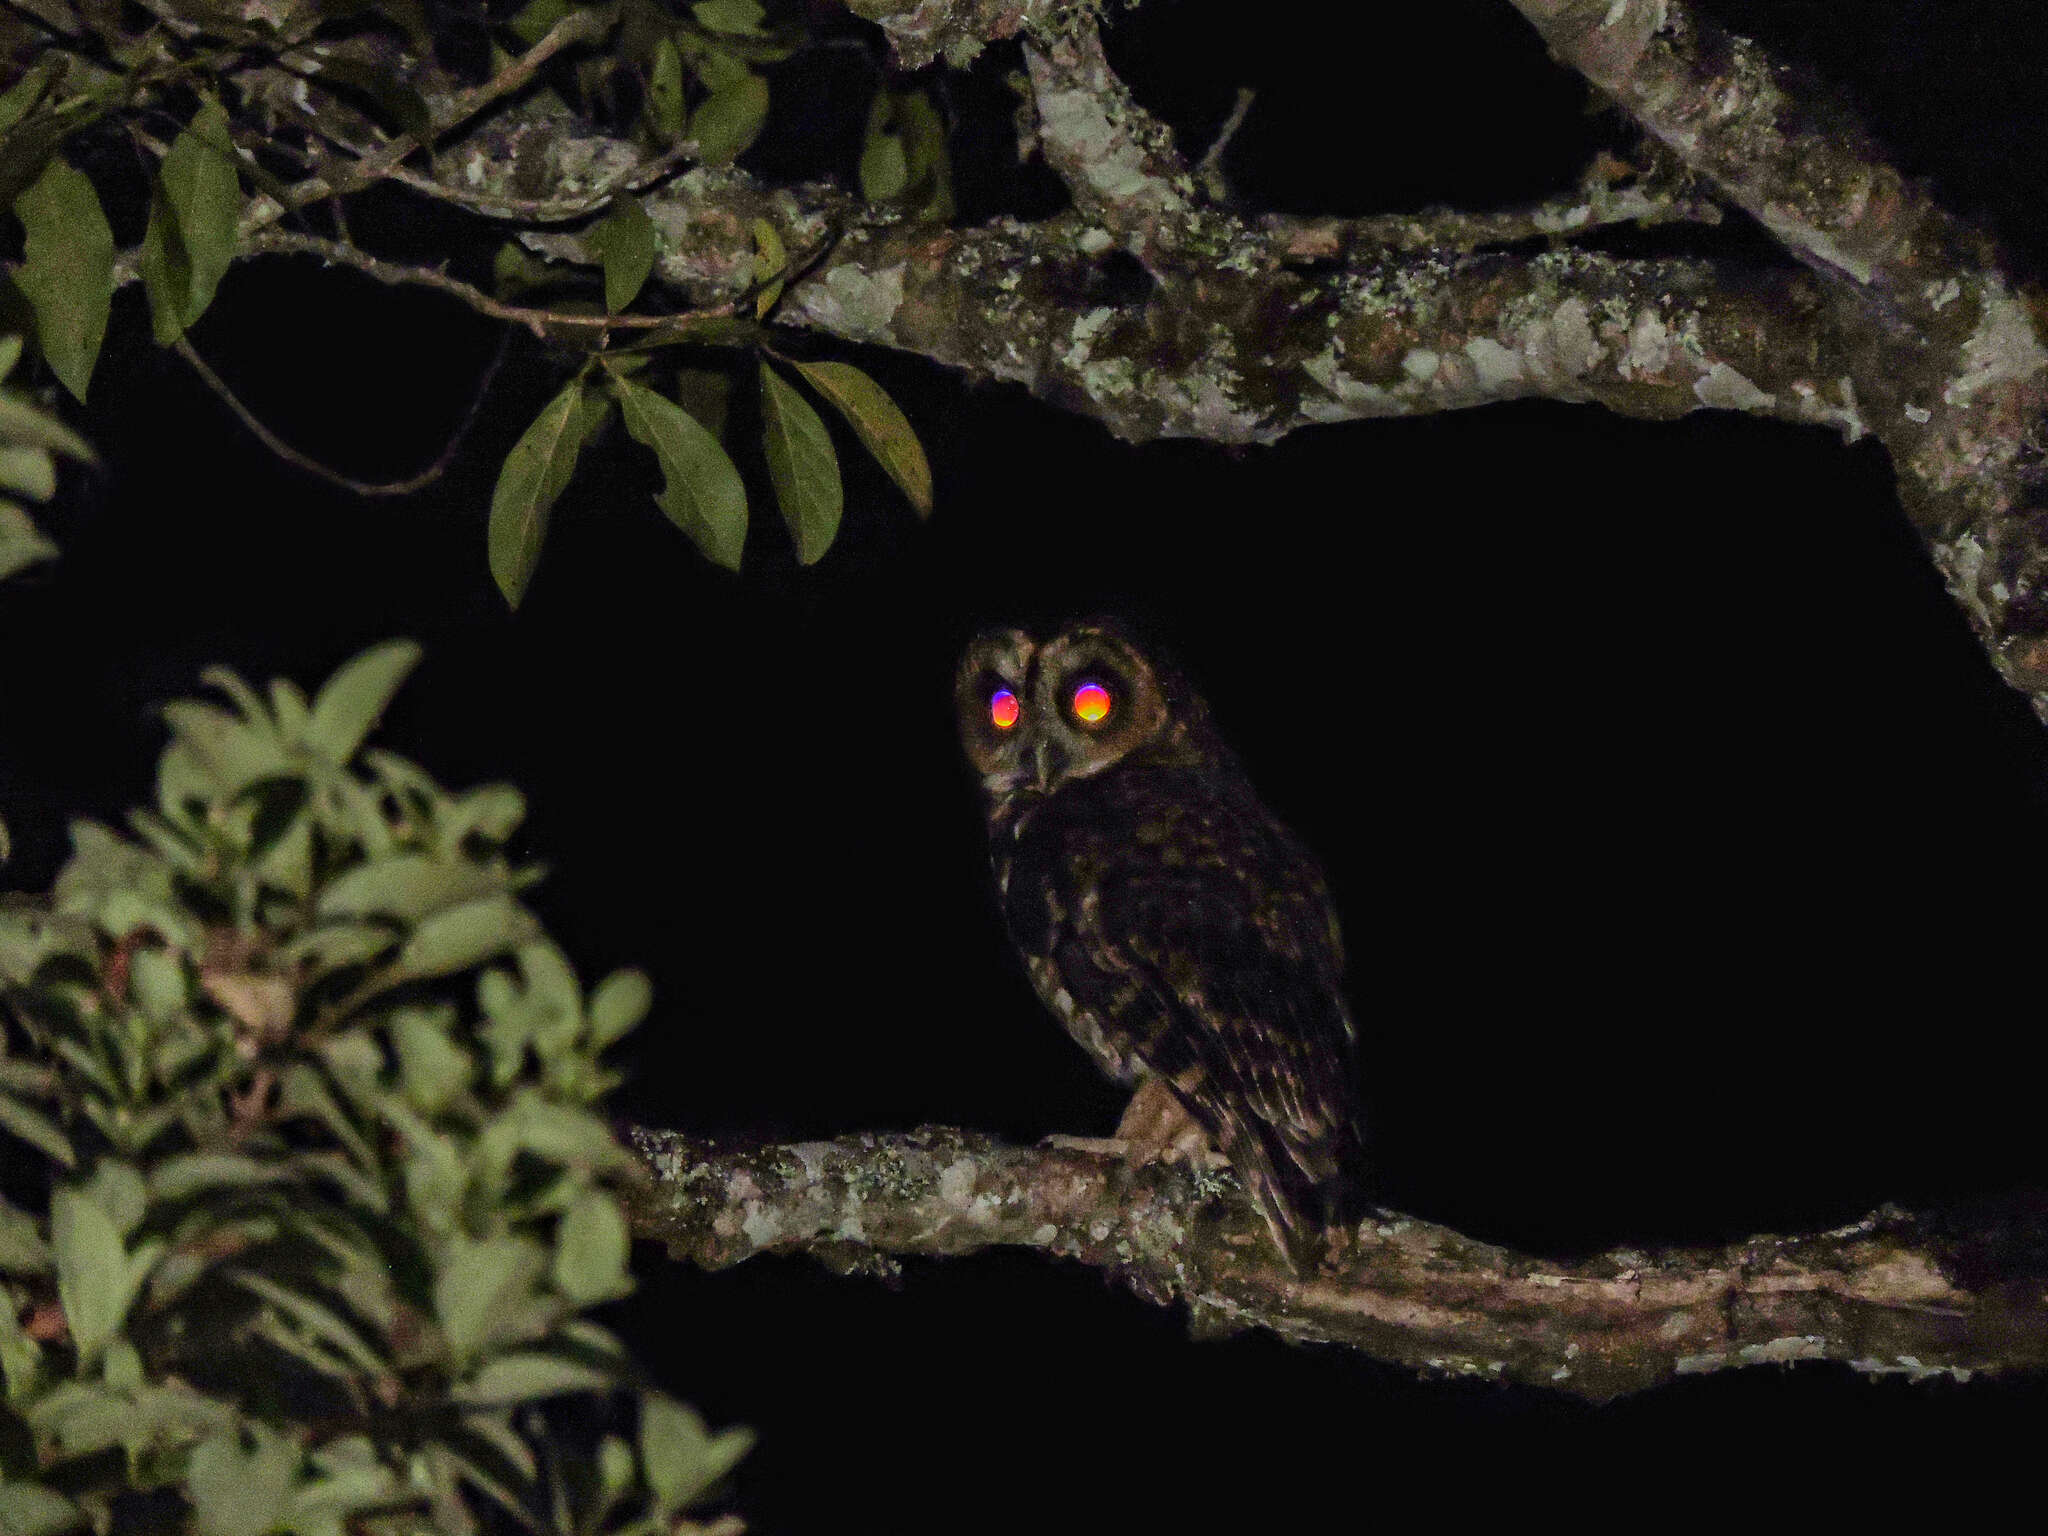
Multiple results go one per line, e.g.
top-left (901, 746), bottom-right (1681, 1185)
top-left (1228, 1108), bottom-right (1370, 1276)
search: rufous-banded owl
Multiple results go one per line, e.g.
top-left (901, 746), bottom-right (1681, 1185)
top-left (955, 620), bottom-right (1365, 1270)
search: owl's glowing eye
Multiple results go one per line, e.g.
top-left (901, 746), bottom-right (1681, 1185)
top-left (989, 689), bottom-right (1020, 730)
top-left (1071, 681), bottom-right (1112, 724)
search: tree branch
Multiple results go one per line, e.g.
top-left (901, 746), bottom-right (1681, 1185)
top-left (627, 1125), bottom-right (2048, 1402)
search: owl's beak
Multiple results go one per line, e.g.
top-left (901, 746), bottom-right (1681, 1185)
top-left (1032, 738), bottom-right (1062, 791)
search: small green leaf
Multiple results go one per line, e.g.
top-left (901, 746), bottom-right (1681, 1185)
top-left (489, 378), bottom-right (603, 608)
top-left (305, 638), bottom-right (423, 765)
top-left (552, 1191), bottom-right (631, 1304)
top-left (689, 67), bottom-right (768, 165)
top-left (187, 1427), bottom-right (300, 1536)
top-left (0, 503), bottom-right (58, 582)
top-left (0, 1091), bottom-right (73, 1167)
top-left (613, 373), bottom-right (747, 571)
top-left (646, 35), bottom-right (686, 140)
top-left (0, 390), bottom-right (93, 460)
top-left (309, 57), bottom-right (435, 142)
top-left (147, 1153), bottom-right (282, 1202)
top-left (589, 199), bottom-right (657, 312)
top-left (316, 852), bottom-right (506, 924)
top-left (230, 1270), bottom-right (389, 1379)
top-left (392, 1011), bottom-right (473, 1112)
top-left (859, 125), bottom-right (907, 203)
top-left (750, 216), bottom-right (786, 318)
top-left (395, 894), bottom-right (536, 982)
top-left (640, 1394), bottom-right (753, 1515)
top-left (508, 0), bottom-right (569, 45)
top-left (693, 0), bottom-right (766, 34)
top-left (0, 1196), bottom-right (50, 1274)
top-left (587, 969), bottom-right (652, 1047)
top-left (138, 99), bottom-right (240, 346)
top-left (454, 1350), bottom-right (614, 1405)
top-left (0, 1483), bottom-right (84, 1536)
top-left (435, 1235), bottom-right (546, 1364)
top-left (0, 447), bottom-right (54, 501)
top-left (13, 159), bottom-right (114, 403)
top-left (758, 363), bottom-right (842, 563)
top-left (791, 359), bottom-right (933, 516)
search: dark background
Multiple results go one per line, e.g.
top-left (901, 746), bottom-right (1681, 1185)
top-left (6, 0), bottom-right (2048, 1523)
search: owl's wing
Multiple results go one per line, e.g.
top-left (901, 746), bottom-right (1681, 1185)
top-left (1045, 797), bottom-right (1365, 1266)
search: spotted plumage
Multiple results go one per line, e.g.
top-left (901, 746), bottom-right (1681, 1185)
top-left (955, 621), bottom-right (1364, 1270)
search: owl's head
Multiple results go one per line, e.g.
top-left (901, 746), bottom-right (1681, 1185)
top-left (954, 621), bottom-right (1192, 799)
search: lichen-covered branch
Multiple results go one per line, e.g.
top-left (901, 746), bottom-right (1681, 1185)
top-left (627, 1126), bottom-right (2048, 1403)
top-left (1507, 0), bottom-right (2048, 712)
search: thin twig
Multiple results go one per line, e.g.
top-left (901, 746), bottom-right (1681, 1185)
top-left (172, 329), bottom-right (510, 498)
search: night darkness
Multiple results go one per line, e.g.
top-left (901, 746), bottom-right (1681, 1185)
top-left (6, 0), bottom-right (2048, 1524)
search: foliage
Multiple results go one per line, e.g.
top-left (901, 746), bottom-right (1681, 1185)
top-left (0, 642), bottom-right (750, 1536)
top-left (0, 0), bottom-right (942, 599)
top-left (0, 333), bottom-right (90, 582)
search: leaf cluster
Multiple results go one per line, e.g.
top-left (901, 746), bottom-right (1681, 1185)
top-left (0, 643), bottom-right (749, 1536)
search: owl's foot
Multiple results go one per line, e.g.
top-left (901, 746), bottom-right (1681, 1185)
top-left (1115, 1076), bottom-right (1229, 1170)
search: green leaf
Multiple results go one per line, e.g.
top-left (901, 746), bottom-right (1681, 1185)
top-left (0, 1197), bottom-right (50, 1274)
top-left (790, 359), bottom-right (933, 516)
top-left (50, 1185), bottom-right (157, 1364)
top-left (508, 0), bottom-right (569, 45)
top-left (0, 447), bottom-right (54, 502)
top-left (688, 67), bottom-right (768, 165)
top-left (589, 199), bottom-right (657, 313)
top-left (147, 1153), bottom-right (283, 1202)
top-left (646, 35), bottom-right (686, 141)
top-left (391, 1011), bottom-right (473, 1112)
top-left (640, 1394), bottom-right (752, 1514)
top-left (435, 1235), bottom-right (546, 1364)
top-left (187, 1427), bottom-right (300, 1536)
top-left (586, 969), bottom-right (652, 1047)
top-left (306, 639), bottom-right (423, 764)
top-left (308, 57), bottom-right (434, 142)
top-left (316, 852), bottom-right (506, 924)
top-left (13, 159), bottom-right (113, 403)
top-left (454, 1350), bottom-right (614, 1405)
top-left (0, 504), bottom-right (57, 582)
top-left (489, 377), bottom-right (603, 608)
top-left (859, 123), bottom-right (907, 203)
top-left (230, 1270), bottom-right (389, 1379)
top-left (613, 373), bottom-right (747, 571)
top-left (160, 701), bottom-right (291, 802)
top-left (552, 1191), bottom-right (631, 1304)
top-left (693, 0), bottom-right (766, 34)
top-left (758, 363), bottom-right (842, 564)
top-left (0, 1091), bottom-right (73, 1167)
top-left (0, 390), bottom-right (93, 460)
top-left (395, 894), bottom-right (537, 982)
top-left (137, 99), bottom-right (241, 346)
top-left (0, 1484), bottom-right (84, 1536)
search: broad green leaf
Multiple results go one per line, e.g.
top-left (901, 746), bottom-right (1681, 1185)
top-left (138, 99), bottom-right (240, 346)
top-left (552, 1191), bottom-right (631, 1304)
top-left (316, 852), bottom-right (505, 924)
top-left (129, 944), bottom-right (186, 1024)
top-left (859, 123), bottom-right (907, 203)
top-left (0, 446), bottom-right (54, 501)
top-left (434, 1234), bottom-right (545, 1364)
top-left (640, 1394), bottom-right (752, 1514)
top-left (454, 1350), bottom-right (613, 1404)
top-left (161, 701), bottom-right (291, 801)
top-left (791, 359), bottom-right (933, 516)
top-left (589, 199), bottom-right (657, 312)
top-left (13, 159), bottom-right (113, 402)
top-left (0, 1483), bottom-right (83, 1536)
top-left (489, 378), bottom-right (602, 608)
top-left (391, 1011), bottom-right (473, 1112)
top-left (758, 363), bottom-right (842, 563)
top-left (647, 35), bottom-right (685, 140)
top-left (187, 1426), bottom-right (299, 1536)
top-left (689, 68), bottom-right (768, 165)
top-left (0, 503), bottom-right (58, 582)
top-left (508, 0), bottom-right (569, 45)
top-left (306, 639), bottom-right (423, 764)
top-left (0, 56), bottom-right (58, 138)
top-left (309, 57), bottom-right (434, 142)
top-left (613, 373), bottom-right (746, 571)
top-left (0, 1091), bottom-right (73, 1167)
top-left (50, 1185), bottom-right (157, 1363)
top-left (83, 1162), bottom-right (144, 1240)
top-left (587, 968), bottom-right (652, 1047)
top-left (394, 894), bottom-right (536, 982)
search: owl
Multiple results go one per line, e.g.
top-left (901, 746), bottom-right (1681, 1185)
top-left (955, 620), bottom-right (1366, 1271)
